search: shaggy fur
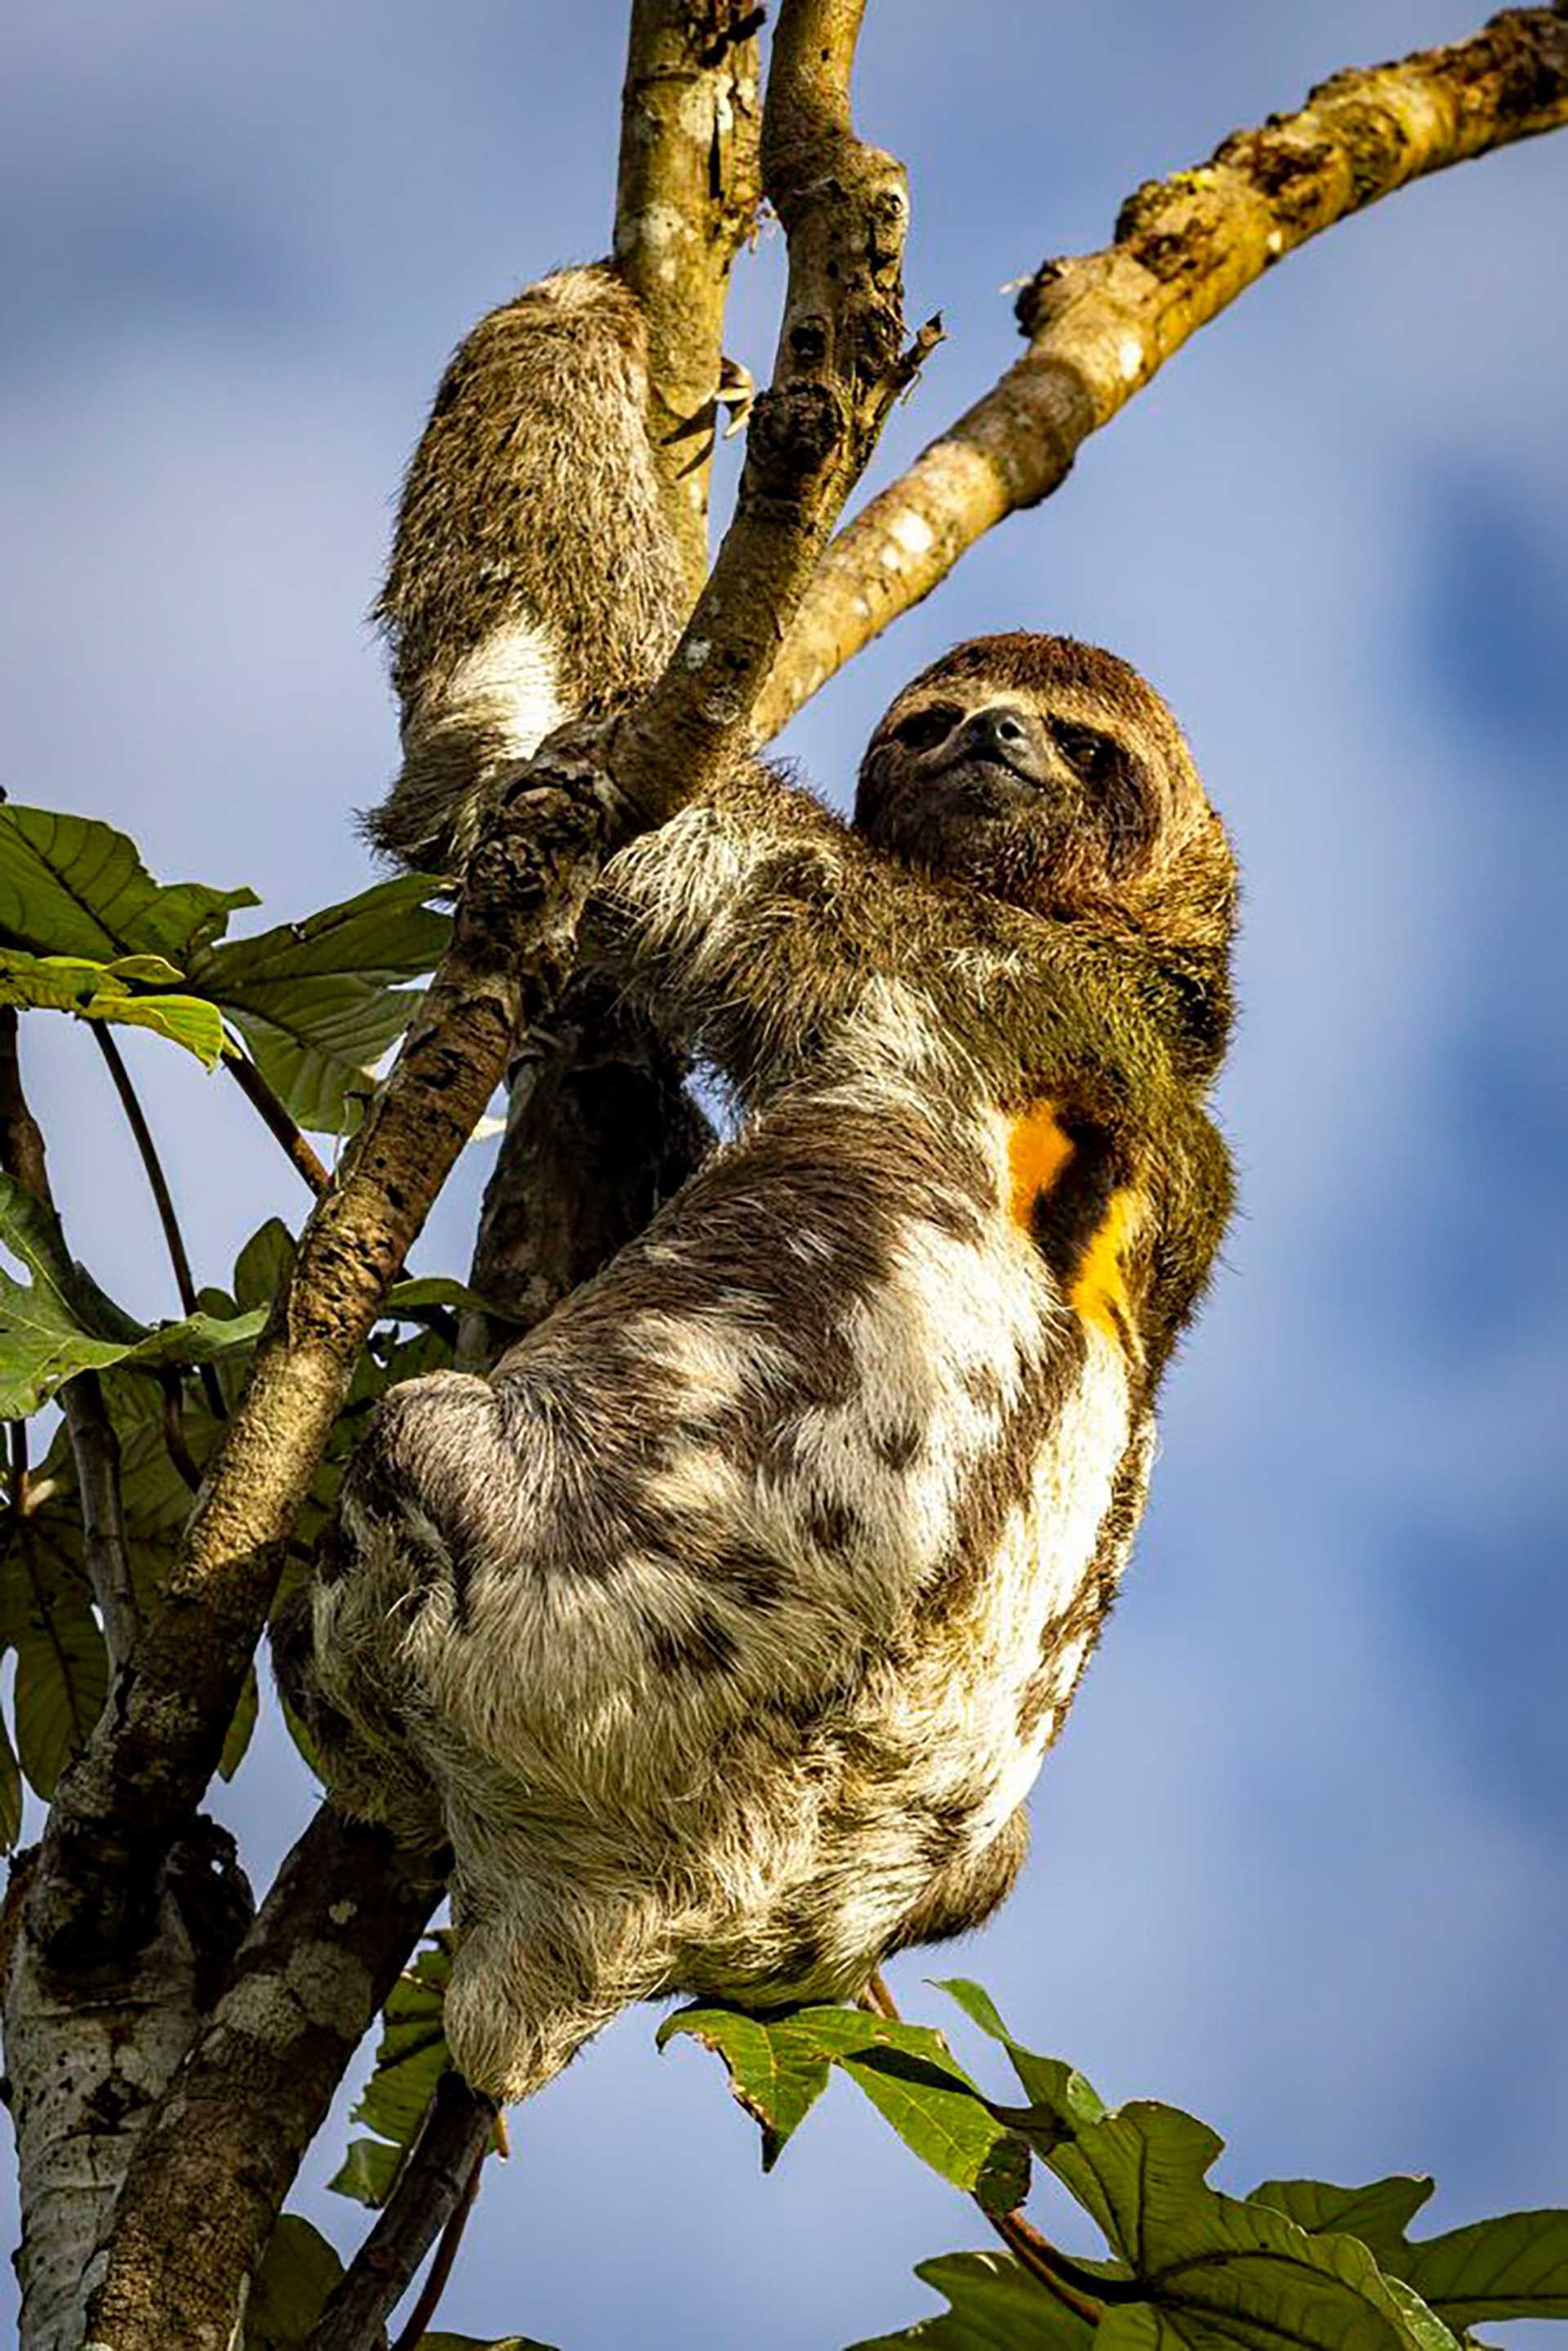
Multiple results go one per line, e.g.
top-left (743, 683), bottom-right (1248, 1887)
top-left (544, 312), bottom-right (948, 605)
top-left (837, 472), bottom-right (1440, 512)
top-left (278, 266), bottom-right (1238, 2106)
top-left (368, 264), bottom-right (686, 870)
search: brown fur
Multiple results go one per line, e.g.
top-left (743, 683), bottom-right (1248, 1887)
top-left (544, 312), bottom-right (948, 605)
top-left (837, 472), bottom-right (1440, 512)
top-left (278, 272), bottom-right (1238, 2105)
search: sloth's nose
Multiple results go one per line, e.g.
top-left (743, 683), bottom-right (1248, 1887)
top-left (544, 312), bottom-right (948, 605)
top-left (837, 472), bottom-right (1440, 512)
top-left (960, 708), bottom-right (1030, 759)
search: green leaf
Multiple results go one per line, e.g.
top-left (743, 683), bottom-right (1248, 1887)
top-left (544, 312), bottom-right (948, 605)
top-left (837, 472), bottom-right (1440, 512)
top-left (192, 878), bottom-right (448, 1134)
top-left (233, 1218), bottom-right (296, 1311)
top-left (243, 2213), bottom-right (344, 2349)
top-left (659, 2001), bottom-right (1027, 2206)
top-left (331, 1935), bottom-right (454, 2207)
top-left (0, 1171), bottom-right (264, 1416)
top-left (1042, 2101), bottom-right (1453, 2349)
top-left (1397, 2211), bottom-right (1568, 2330)
top-left (1248, 2176), bottom-right (1437, 2271)
top-left (326, 2135), bottom-right (403, 2210)
top-left (1250, 2175), bottom-right (1568, 2331)
top-left (657, 2004), bottom-right (834, 2167)
top-left (385, 1275), bottom-right (488, 1317)
top-left (224, 991), bottom-right (416, 1136)
top-left (0, 1392), bottom-right (222, 1801)
top-left (0, 949), bottom-right (228, 1067)
top-left (192, 875), bottom-right (448, 986)
top-left (0, 1709), bottom-right (23, 1850)
top-left (936, 1980), bottom-right (1106, 2148)
top-left (848, 2251), bottom-right (1098, 2349)
top-left (0, 804), bottom-right (256, 964)
top-left (14, 1605), bottom-right (109, 1797)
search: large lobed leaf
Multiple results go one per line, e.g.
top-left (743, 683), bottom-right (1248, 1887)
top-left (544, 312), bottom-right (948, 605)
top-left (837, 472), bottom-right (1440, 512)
top-left (849, 2251), bottom-right (1098, 2349)
top-left (0, 949), bottom-right (227, 1066)
top-left (0, 804), bottom-right (451, 1132)
top-left (0, 804), bottom-right (256, 964)
top-left (242, 2215), bottom-right (343, 2349)
top-left (192, 874), bottom-right (450, 1133)
top-left (1251, 2175), bottom-right (1568, 2334)
top-left (671, 1983), bottom-right (1568, 2351)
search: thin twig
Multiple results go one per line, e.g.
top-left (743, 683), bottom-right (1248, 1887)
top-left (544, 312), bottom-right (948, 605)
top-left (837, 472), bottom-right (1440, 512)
top-left (307, 2071), bottom-right (497, 2351)
top-left (60, 1375), bottom-right (141, 1671)
top-left (390, 2137), bottom-right (484, 2351)
top-left (1000, 2206), bottom-right (1151, 2316)
top-left (0, 1010), bottom-right (140, 1669)
top-left (8, 1418), bottom-right (29, 1512)
top-left (223, 1044), bottom-right (331, 1196)
top-left (159, 1373), bottom-right (204, 1494)
top-left (93, 1026), bottom-right (227, 1420)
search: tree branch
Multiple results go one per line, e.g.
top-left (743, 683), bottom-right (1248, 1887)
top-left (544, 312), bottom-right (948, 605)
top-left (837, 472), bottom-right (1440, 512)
top-left (387, 2142), bottom-right (484, 2351)
top-left (80, 1804), bottom-right (441, 2351)
top-left (306, 2071), bottom-right (497, 2351)
top-left (24, 0), bottom-right (918, 1986)
top-left (224, 1041), bottom-right (332, 1198)
top-left (752, 0), bottom-right (1568, 740)
top-left (615, 0), bottom-right (764, 594)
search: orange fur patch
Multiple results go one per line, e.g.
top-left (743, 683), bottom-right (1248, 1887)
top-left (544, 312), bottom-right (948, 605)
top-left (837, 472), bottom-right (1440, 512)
top-left (1071, 1190), bottom-right (1136, 1343)
top-left (1006, 1104), bottom-right (1075, 1229)
top-left (1007, 1103), bottom-right (1135, 1347)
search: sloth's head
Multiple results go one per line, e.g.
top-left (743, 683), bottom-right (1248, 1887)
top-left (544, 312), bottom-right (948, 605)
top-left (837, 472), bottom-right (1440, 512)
top-left (857, 634), bottom-right (1236, 967)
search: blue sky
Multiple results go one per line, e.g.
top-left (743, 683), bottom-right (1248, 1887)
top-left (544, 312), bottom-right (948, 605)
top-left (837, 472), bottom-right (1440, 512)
top-left (2, 4), bottom-right (1566, 2346)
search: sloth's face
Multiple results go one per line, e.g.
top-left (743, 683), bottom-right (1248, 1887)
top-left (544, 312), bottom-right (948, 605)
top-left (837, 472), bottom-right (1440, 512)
top-left (855, 635), bottom-right (1235, 955)
top-left (857, 690), bottom-right (1159, 900)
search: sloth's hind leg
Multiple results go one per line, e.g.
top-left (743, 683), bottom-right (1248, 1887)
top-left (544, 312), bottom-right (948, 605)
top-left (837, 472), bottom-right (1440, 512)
top-left (276, 1369), bottom-right (529, 1843)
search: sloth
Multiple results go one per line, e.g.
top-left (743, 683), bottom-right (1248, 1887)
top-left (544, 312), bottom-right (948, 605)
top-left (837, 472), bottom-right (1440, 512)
top-left (277, 265), bottom-right (1237, 2106)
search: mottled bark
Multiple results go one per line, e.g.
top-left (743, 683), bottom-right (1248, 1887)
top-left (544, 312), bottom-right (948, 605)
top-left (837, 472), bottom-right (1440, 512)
top-left (80, 1806), bottom-right (439, 2351)
top-left (604, 0), bottom-right (933, 824)
top-left (615, 0), bottom-right (764, 594)
top-left (3, 1822), bottom-right (252, 2351)
top-left (752, 2), bottom-right (1568, 740)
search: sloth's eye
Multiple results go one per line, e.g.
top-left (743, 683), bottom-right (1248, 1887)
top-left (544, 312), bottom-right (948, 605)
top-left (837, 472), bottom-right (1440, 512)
top-left (1052, 721), bottom-right (1114, 780)
top-left (890, 704), bottom-right (962, 752)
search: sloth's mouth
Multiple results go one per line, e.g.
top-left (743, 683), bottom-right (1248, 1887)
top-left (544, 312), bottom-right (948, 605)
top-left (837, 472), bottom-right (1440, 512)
top-left (934, 748), bottom-right (1049, 795)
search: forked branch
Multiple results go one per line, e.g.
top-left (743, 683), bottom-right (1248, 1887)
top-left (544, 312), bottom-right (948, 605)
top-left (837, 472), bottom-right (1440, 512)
top-left (605, 0), bottom-right (933, 821)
